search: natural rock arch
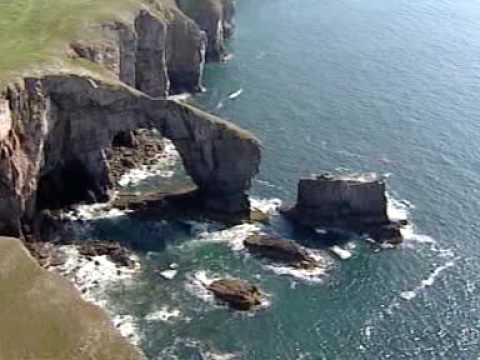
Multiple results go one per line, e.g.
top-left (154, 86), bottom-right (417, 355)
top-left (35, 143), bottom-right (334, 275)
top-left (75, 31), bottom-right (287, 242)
top-left (0, 75), bottom-right (261, 237)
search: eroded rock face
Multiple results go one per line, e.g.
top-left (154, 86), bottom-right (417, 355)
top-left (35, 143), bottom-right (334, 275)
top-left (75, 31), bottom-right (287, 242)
top-left (0, 75), bottom-right (260, 237)
top-left (70, 5), bottom-right (207, 96)
top-left (207, 278), bottom-right (263, 311)
top-left (177, 0), bottom-right (236, 61)
top-left (244, 234), bottom-right (317, 268)
top-left (283, 173), bottom-right (405, 243)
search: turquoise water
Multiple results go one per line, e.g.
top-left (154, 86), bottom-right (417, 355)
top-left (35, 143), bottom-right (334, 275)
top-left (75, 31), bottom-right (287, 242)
top-left (83, 0), bottom-right (480, 358)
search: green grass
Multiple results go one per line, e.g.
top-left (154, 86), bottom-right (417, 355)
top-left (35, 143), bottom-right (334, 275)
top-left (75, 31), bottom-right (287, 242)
top-left (0, 0), bottom-right (146, 87)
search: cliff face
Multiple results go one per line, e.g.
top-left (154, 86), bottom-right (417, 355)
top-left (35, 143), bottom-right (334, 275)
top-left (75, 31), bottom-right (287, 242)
top-left (0, 75), bottom-right (260, 237)
top-left (70, 4), bottom-right (207, 96)
top-left (0, 237), bottom-right (141, 359)
top-left (177, 0), bottom-right (236, 61)
top-left (0, 0), bottom-right (260, 238)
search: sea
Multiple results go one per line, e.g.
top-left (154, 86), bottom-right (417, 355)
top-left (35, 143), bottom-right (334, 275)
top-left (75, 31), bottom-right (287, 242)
top-left (60, 0), bottom-right (480, 358)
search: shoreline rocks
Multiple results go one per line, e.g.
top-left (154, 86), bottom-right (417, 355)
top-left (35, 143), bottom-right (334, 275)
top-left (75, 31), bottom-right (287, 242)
top-left (282, 173), bottom-right (406, 244)
top-left (207, 278), bottom-right (263, 311)
top-left (77, 241), bottom-right (136, 268)
top-left (244, 234), bottom-right (318, 269)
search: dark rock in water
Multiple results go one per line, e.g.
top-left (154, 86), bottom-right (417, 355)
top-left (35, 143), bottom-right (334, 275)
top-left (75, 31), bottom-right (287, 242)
top-left (283, 173), bottom-right (406, 244)
top-left (244, 234), bottom-right (317, 268)
top-left (369, 223), bottom-right (403, 245)
top-left (207, 278), bottom-right (263, 311)
top-left (25, 241), bottom-right (67, 268)
top-left (113, 187), bottom-right (254, 225)
top-left (78, 241), bottom-right (135, 268)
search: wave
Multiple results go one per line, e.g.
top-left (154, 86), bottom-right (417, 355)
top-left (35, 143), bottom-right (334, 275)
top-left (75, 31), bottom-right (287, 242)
top-left (328, 245), bottom-right (353, 260)
top-left (386, 194), bottom-right (413, 222)
top-left (228, 88), bottom-right (244, 100)
top-left (145, 306), bottom-right (182, 323)
top-left (187, 222), bottom-right (264, 251)
top-left (250, 197), bottom-right (282, 215)
top-left (185, 270), bottom-right (221, 305)
top-left (118, 138), bottom-right (179, 188)
top-left (156, 337), bottom-right (242, 360)
top-left (167, 93), bottom-right (192, 101)
top-left (265, 249), bottom-right (331, 283)
top-left (399, 260), bottom-right (456, 301)
top-left (386, 194), bottom-right (438, 248)
top-left (265, 263), bottom-right (328, 284)
top-left (64, 201), bottom-right (128, 222)
top-left (112, 314), bottom-right (141, 346)
top-left (51, 244), bottom-right (141, 344)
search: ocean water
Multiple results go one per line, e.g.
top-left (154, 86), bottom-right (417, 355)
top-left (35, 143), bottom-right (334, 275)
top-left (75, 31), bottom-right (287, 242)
top-left (70, 0), bottom-right (480, 358)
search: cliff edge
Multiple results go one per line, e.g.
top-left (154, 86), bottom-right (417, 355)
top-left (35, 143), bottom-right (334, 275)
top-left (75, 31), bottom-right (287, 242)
top-left (0, 237), bottom-right (142, 359)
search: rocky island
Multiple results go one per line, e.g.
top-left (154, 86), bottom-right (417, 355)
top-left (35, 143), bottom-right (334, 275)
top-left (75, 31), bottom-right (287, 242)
top-left (283, 173), bottom-right (406, 244)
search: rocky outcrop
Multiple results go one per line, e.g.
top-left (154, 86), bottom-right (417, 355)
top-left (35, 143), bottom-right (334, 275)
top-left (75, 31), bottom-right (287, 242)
top-left (0, 75), bottom-right (260, 237)
top-left (177, 0), bottom-right (236, 61)
top-left (244, 234), bottom-right (317, 268)
top-left (70, 5), bottom-right (207, 96)
top-left (207, 278), bottom-right (263, 311)
top-left (78, 241), bottom-right (136, 268)
top-left (0, 237), bottom-right (141, 359)
top-left (283, 173), bottom-right (405, 244)
top-left (71, 2), bottom-right (207, 98)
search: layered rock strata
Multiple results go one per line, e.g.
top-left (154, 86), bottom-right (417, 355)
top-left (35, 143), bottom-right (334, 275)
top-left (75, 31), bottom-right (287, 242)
top-left (0, 0), bottom-right (260, 239)
top-left (0, 75), bottom-right (260, 237)
top-left (283, 173), bottom-right (405, 244)
top-left (177, 0), bottom-right (236, 61)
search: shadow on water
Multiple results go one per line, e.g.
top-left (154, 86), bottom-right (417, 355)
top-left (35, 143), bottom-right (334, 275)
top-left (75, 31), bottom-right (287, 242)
top-left (71, 215), bottom-right (195, 254)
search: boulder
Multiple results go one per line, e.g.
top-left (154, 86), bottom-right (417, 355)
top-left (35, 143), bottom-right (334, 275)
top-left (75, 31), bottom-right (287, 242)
top-left (244, 234), bottom-right (317, 268)
top-left (78, 241), bottom-right (135, 268)
top-left (283, 173), bottom-right (406, 243)
top-left (207, 278), bottom-right (263, 311)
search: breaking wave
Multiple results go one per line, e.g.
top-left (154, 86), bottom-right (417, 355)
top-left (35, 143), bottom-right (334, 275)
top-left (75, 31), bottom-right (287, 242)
top-left (118, 138), bottom-right (179, 187)
top-left (399, 260), bottom-right (456, 301)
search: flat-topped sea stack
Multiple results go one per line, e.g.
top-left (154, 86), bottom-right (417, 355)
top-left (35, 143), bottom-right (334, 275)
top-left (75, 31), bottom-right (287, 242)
top-left (283, 173), bottom-right (405, 244)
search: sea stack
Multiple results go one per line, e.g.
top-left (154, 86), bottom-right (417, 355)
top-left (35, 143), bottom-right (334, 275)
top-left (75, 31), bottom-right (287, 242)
top-left (283, 173), bottom-right (405, 244)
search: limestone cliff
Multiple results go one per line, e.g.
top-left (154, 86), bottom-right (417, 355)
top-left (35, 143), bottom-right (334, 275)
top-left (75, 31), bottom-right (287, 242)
top-left (0, 75), bottom-right (260, 237)
top-left (0, 0), bottom-right (260, 238)
top-left (70, 2), bottom-right (207, 96)
top-left (177, 0), bottom-right (236, 61)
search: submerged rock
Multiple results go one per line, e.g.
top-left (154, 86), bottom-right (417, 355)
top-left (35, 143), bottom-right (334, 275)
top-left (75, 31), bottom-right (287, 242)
top-left (283, 173), bottom-right (406, 244)
top-left (207, 278), bottom-right (263, 311)
top-left (78, 241), bottom-right (135, 268)
top-left (244, 234), bottom-right (317, 268)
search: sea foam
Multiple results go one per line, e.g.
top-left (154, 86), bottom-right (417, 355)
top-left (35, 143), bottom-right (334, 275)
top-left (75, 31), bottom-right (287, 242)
top-left (118, 138), bottom-right (179, 188)
top-left (399, 260), bottom-right (456, 301)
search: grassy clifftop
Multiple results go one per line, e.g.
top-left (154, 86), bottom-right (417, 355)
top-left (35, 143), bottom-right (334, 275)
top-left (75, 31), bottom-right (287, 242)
top-left (0, 0), bottom-right (176, 86)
